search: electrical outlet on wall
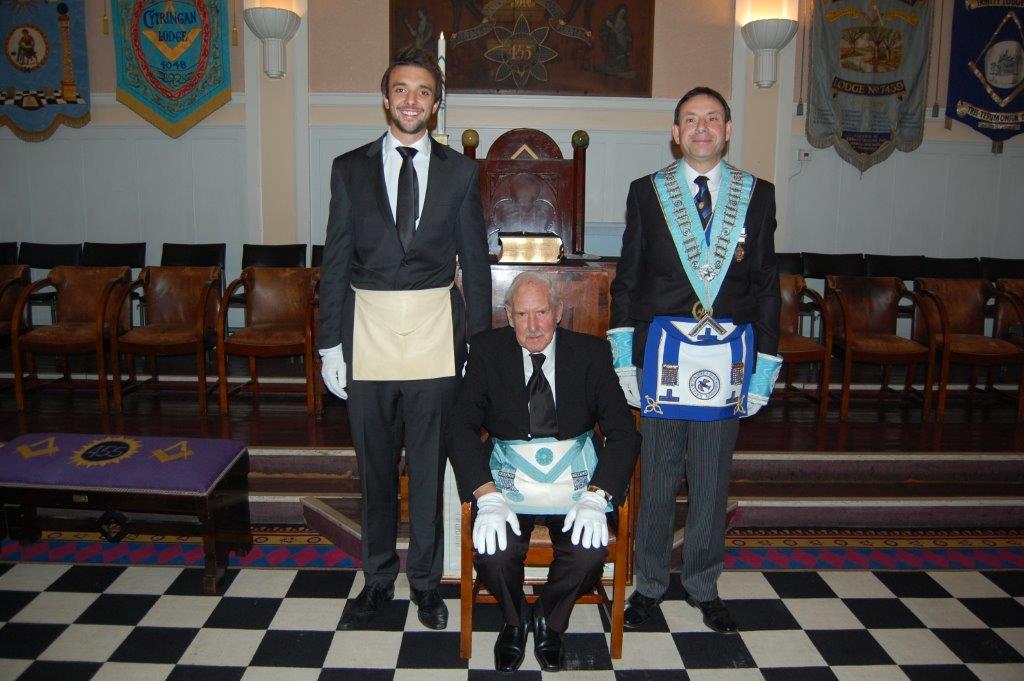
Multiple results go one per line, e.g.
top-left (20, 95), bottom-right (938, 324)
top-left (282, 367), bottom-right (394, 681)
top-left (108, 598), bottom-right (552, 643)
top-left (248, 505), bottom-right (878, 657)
top-left (798, 149), bottom-right (812, 161)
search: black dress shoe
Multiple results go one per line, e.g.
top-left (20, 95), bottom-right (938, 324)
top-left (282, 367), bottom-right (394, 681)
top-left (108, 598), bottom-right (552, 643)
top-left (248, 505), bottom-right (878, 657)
top-left (338, 582), bottom-right (394, 630)
top-left (623, 591), bottom-right (662, 629)
top-left (533, 616), bottom-right (563, 672)
top-left (686, 595), bottom-right (737, 634)
top-left (494, 617), bottom-right (530, 673)
top-left (411, 587), bottom-right (449, 630)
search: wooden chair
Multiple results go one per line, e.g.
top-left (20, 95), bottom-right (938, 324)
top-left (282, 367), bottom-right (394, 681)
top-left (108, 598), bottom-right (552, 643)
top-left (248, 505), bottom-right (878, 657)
top-left (915, 278), bottom-right (1024, 421)
top-left (826, 276), bottom-right (934, 420)
top-left (11, 265), bottom-right (130, 411)
top-left (462, 128), bottom-right (589, 255)
top-left (17, 242), bottom-right (82, 323)
top-left (0, 265), bottom-right (30, 376)
top-left (459, 459), bottom-right (639, 661)
top-left (110, 266), bottom-right (222, 413)
top-left (777, 274), bottom-right (832, 418)
top-left (217, 266), bottom-right (321, 415)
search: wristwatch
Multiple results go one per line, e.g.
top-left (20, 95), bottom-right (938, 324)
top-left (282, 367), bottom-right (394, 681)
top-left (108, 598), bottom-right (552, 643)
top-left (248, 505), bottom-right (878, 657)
top-left (587, 485), bottom-right (612, 503)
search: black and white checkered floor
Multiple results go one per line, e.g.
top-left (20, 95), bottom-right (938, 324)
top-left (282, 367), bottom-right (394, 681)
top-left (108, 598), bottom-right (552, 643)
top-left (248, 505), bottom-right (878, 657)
top-left (0, 563), bottom-right (1021, 680)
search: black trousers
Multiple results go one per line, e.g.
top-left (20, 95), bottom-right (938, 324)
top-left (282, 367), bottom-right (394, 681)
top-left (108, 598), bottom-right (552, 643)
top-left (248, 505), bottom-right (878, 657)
top-left (474, 513), bottom-right (607, 633)
top-left (347, 375), bottom-right (459, 591)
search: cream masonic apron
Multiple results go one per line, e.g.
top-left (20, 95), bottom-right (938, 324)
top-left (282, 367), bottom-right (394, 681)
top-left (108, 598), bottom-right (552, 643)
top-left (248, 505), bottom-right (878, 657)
top-left (351, 285), bottom-right (455, 381)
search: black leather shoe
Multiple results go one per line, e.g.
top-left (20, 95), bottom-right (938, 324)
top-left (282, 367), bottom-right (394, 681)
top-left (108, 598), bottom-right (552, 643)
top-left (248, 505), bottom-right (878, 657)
top-left (494, 617), bottom-right (530, 673)
top-left (411, 587), bottom-right (449, 630)
top-left (686, 595), bottom-right (738, 634)
top-left (338, 582), bottom-right (394, 630)
top-left (623, 591), bottom-right (662, 629)
top-left (533, 616), bottom-right (563, 672)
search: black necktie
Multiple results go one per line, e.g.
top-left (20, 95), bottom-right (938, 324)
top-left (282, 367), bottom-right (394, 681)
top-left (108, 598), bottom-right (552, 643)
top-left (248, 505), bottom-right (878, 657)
top-left (527, 353), bottom-right (557, 438)
top-left (396, 146), bottom-right (419, 252)
top-left (694, 175), bottom-right (713, 233)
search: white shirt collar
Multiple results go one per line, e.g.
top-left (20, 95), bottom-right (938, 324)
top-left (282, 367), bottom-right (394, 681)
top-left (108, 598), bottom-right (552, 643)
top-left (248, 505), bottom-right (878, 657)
top-left (384, 130), bottom-right (432, 158)
top-left (683, 160), bottom-right (723, 196)
top-left (521, 332), bottom-right (556, 361)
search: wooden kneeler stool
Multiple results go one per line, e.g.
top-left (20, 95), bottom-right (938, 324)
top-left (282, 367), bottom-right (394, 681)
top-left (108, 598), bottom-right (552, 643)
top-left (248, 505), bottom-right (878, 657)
top-left (459, 462), bottom-right (637, 660)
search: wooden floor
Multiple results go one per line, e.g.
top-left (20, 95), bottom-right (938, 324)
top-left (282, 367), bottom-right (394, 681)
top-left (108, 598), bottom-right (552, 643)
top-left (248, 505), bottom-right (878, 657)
top-left (1, 379), bottom-right (1021, 452)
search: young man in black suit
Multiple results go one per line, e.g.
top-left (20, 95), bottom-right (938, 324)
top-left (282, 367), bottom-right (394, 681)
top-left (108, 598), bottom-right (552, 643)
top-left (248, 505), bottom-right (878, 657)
top-left (318, 48), bottom-right (491, 631)
top-left (610, 86), bottom-right (781, 634)
top-left (449, 272), bottom-right (639, 672)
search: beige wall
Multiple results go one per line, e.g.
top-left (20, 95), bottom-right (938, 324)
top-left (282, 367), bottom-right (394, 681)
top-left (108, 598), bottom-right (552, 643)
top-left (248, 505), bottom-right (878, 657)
top-left (309, 0), bottom-right (735, 99)
top-left (85, 0), bottom-right (245, 93)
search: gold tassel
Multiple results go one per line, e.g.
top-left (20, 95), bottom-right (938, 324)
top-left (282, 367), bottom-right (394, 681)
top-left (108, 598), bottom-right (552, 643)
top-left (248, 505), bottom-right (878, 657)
top-left (102, 10), bottom-right (109, 35)
top-left (231, 0), bottom-right (239, 46)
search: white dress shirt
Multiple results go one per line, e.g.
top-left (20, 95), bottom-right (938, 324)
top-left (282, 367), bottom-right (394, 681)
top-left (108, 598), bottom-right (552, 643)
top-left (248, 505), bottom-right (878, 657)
top-left (683, 161), bottom-right (723, 214)
top-left (521, 334), bottom-right (557, 405)
top-left (382, 130), bottom-right (432, 228)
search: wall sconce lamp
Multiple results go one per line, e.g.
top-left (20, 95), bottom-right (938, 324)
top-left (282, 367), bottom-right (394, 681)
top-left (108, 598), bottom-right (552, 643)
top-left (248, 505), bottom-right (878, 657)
top-left (741, 18), bottom-right (799, 88)
top-left (243, 6), bottom-right (301, 78)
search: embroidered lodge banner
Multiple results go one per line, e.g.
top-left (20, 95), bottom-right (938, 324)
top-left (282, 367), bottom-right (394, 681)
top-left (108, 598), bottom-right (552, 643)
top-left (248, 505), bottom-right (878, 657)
top-left (111, 0), bottom-right (231, 138)
top-left (807, 0), bottom-right (934, 171)
top-left (946, 1), bottom-right (1024, 151)
top-left (0, 0), bottom-right (90, 142)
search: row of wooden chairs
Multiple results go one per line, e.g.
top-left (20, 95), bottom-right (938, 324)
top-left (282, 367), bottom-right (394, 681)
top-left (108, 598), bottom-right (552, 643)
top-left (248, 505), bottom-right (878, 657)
top-left (2, 264), bottom-right (321, 415)
top-left (779, 275), bottom-right (1024, 421)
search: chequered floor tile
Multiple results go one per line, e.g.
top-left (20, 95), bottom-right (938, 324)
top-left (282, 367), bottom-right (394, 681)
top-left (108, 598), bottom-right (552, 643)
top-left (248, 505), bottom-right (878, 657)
top-left (0, 565), bottom-right (1016, 679)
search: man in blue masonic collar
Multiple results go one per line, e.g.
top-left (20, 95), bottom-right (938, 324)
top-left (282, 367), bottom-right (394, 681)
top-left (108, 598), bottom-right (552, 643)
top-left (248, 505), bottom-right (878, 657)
top-left (608, 86), bottom-right (782, 636)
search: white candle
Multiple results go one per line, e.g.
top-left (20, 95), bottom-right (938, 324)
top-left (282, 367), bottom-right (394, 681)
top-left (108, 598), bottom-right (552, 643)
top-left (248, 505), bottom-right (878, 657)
top-left (438, 31), bottom-right (446, 135)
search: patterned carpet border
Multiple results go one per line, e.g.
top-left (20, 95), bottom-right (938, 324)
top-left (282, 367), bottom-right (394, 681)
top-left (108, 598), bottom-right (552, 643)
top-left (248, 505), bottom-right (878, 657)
top-left (2, 526), bottom-right (1022, 570)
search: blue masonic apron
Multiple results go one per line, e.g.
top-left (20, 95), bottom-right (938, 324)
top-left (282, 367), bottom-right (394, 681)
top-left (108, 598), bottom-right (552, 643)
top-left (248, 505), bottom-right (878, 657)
top-left (641, 161), bottom-right (757, 421)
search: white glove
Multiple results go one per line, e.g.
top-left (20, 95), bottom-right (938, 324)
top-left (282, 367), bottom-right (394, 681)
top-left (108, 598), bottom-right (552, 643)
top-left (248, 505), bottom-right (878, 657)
top-left (319, 344), bottom-right (347, 400)
top-left (615, 366), bottom-right (640, 408)
top-left (473, 492), bottom-right (521, 555)
top-left (745, 391), bottom-right (768, 417)
top-left (562, 490), bottom-right (609, 549)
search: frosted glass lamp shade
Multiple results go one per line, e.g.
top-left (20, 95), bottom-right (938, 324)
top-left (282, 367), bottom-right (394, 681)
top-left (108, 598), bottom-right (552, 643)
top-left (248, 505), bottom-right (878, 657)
top-left (741, 18), bottom-right (799, 88)
top-left (243, 7), bottom-right (301, 78)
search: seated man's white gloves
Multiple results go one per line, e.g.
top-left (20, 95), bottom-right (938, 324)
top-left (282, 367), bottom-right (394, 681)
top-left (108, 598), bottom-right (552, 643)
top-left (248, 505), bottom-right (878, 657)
top-left (607, 327), bottom-right (640, 408)
top-left (473, 492), bottom-right (521, 555)
top-left (561, 490), bottom-right (609, 549)
top-left (319, 344), bottom-right (348, 400)
top-left (744, 352), bottom-right (783, 418)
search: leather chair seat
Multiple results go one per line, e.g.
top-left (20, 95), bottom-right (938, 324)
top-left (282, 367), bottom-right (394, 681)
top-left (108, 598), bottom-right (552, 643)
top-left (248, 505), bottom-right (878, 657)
top-left (938, 333), bottom-right (1024, 359)
top-left (20, 322), bottom-right (106, 349)
top-left (118, 324), bottom-right (206, 347)
top-left (778, 331), bottom-right (826, 359)
top-left (843, 333), bottom-right (928, 357)
top-left (226, 323), bottom-right (305, 348)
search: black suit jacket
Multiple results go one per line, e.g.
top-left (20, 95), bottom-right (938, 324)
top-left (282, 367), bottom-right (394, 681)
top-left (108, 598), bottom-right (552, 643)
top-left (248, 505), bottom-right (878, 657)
top-left (610, 166), bottom-right (781, 367)
top-left (448, 326), bottom-right (640, 504)
top-left (318, 133), bottom-right (491, 370)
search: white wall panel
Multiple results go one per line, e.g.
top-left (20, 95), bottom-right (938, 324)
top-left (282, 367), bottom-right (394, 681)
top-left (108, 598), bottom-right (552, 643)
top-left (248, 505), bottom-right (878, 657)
top-left (995, 154), bottom-right (1024, 252)
top-left (193, 137), bottom-right (247, 281)
top-left (28, 139), bottom-right (86, 243)
top-left (890, 151), bottom-right (949, 256)
top-left (785, 143), bottom-right (842, 253)
top-left (0, 141), bottom-right (33, 242)
top-left (943, 154), bottom-right (999, 257)
top-left (787, 134), bottom-right (1024, 258)
top-left (0, 125), bottom-right (246, 276)
top-left (835, 160), bottom-right (896, 254)
top-left (82, 139), bottom-right (140, 242)
top-left (136, 139), bottom-right (194, 249)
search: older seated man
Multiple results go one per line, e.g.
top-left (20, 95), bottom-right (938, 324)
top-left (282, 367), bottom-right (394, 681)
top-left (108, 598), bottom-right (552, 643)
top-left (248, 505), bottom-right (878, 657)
top-left (448, 272), bottom-right (640, 673)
